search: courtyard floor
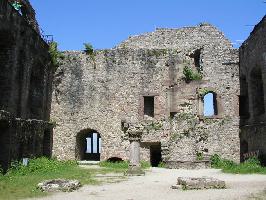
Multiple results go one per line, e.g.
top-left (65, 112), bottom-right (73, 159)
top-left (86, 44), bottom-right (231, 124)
top-left (33, 168), bottom-right (266, 200)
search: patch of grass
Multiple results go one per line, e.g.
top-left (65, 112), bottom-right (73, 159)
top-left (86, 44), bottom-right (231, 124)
top-left (196, 152), bottom-right (204, 161)
top-left (211, 154), bottom-right (266, 174)
top-left (0, 157), bottom-right (98, 200)
top-left (99, 160), bottom-right (129, 169)
top-left (99, 160), bottom-right (151, 171)
top-left (140, 161), bottom-right (151, 169)
top-left (158, 162), bottom-right (166, 168)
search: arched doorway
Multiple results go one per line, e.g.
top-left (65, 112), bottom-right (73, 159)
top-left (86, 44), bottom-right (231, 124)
top-left (76, 129), bottom-right (101, 161)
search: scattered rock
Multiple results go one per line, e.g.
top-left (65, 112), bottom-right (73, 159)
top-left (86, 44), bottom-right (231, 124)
top-left (37, 179), bottom-right (81, 192)
top-left (171, 177), bottom-right (226, 190)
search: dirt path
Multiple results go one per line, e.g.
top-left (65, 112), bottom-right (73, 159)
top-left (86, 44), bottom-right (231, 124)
top-left (35, 168), bottom-right (266, 200)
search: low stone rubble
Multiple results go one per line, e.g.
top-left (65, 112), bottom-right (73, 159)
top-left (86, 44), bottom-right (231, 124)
top-left (171, 177), bottom-right (226, 190)
top-left (37, 179), bottom-right (81, 192)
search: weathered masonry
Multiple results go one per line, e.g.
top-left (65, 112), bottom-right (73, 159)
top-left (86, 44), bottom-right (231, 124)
top-left (239, 16), bottom-right (266, 165)
top-left (0, 0), bottom-right (54, 171)
top-left (52, 23), bottom-right (240, 168)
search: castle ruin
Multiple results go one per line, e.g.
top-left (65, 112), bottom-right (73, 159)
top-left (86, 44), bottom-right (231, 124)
top-left (0, 0), bottom-right (265, 170)
top-left (52, 23), bottom-right (240, 168)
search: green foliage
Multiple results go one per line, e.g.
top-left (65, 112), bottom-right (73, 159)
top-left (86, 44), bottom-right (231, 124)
top-left (7, 157), bottom-right (76, 176)
top-left (183, 66), bottom-right (202, 82)
top-left (99, 160), bottom-right (151, 170)
top-left (146, 122), bottom-right (163, 131)
top-left (84, 43), bottom-right (94, 55)
top-left (99, 161), bottom-right (129, 169)
top-left (198, 88), bottom-right (213, 98)
top-left (196, 152), bottom-right (204, 161)
top-left (140, 161), bottom-right (151, 169)
top-left (48, 42), bottom-right (63, 69)
top-left (211, 154), bottom-right (266, 174)
top-left (0, 157), bottom-right (100, 199)
top-left (158, 162), bottom-right (166, 168)
top-left (11, 1), bottom-right (22, 11)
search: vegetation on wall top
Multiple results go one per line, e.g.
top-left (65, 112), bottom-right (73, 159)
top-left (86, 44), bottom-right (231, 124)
top-left (48, 42), bottom-right (63, 70)
top-left (83, 43), bottom-right (94, 55)
top-left (11, 1), bottom-right (22, 11)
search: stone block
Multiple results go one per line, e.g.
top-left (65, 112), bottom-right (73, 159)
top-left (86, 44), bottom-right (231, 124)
top-left (172, 177), bottom-right (226, 190)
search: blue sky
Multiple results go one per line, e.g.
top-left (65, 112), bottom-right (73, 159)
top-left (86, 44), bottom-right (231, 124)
top-left (30, 0), bottom-right (265, 51)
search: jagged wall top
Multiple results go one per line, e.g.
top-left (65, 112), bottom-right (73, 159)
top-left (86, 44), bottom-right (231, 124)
top-left (8, 0), bottom-right (39, 33)
top-left (116, 23), bottom-right (234, 52)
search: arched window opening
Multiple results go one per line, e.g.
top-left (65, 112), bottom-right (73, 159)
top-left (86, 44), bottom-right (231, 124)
top-left (203, 92), bottom-right (218, 116)
top-left (28, 63), bottom-right (44, 119)
top-left (76, 130), bottom-right (101, 161)
top-left (250, 67), bottom-right (265, 116)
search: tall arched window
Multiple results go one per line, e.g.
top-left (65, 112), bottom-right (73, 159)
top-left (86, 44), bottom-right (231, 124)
top-left (250, 67), bottom-right (265, 116)
top-left (203, 92), bottom-right (218, 116)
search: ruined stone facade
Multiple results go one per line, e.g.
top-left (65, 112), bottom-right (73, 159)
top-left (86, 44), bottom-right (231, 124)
top-left (52, 23), bottom-right (240, 168)
top-left (239, 16), bottom-right (266, 165)
top-left (0, 0), bottom-right (54, 170)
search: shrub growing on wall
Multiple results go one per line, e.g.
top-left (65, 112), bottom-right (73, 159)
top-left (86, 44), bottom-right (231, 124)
top-left (183, 66), bottom-right (202, 82)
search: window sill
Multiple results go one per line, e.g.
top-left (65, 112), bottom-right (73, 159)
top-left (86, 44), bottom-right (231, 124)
top-left (198, 115), bottom-right (223, 120)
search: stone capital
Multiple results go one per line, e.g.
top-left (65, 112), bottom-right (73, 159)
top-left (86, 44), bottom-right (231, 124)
top-left (128, 130), bottom-right (142, 142)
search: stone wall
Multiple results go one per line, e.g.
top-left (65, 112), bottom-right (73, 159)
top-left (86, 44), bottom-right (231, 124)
top-left (52, 23), bottom-right (240, 167)
top-left (0, 0), bottom-right (54, 171)
top-left (239, 16), bottom-right (266, 165)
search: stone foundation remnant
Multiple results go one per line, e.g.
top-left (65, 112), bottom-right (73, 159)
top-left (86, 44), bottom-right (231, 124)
top-left (37, 179), bottom-right (81, 192)
top-left (171, 177), bottom-right (226, 190)
top-left (125, 126), bottom-right (145, 176)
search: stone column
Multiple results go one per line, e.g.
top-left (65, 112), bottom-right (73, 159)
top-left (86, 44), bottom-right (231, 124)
top-left (125, 129), bottom-right (145, 176)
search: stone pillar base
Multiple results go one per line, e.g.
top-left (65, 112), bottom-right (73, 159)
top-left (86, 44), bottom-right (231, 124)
top-left (125, 166), bottom-right (145, 176)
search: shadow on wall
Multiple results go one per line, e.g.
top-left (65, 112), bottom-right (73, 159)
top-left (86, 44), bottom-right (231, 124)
top-left (75, 129), bottom-right (101, 161)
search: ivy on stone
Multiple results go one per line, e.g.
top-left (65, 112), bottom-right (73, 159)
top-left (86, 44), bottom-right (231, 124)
top-left (198, 88), bottom-right (214, 98)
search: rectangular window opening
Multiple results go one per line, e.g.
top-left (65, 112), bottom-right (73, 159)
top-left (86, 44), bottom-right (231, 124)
top-left (144, 96), bottom-right (154, 117)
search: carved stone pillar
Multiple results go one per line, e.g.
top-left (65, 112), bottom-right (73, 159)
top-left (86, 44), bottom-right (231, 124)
top-left (125, 129), bottom-right (145, 176)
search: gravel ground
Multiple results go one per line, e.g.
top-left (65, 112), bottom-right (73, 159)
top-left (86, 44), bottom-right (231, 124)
top-left (34, 168), bottom-right (266, 200)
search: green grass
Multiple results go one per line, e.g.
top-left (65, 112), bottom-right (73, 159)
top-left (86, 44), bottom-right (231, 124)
top-left (211, 154), bottom-right (266, 174)
top-left (99, 160), bottom-right (151, 171)
top-left (0, 157), bottom-right (101, 200)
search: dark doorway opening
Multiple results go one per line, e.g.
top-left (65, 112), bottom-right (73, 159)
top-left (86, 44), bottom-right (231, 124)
top-left (150, 143), bottom-right (162, 167)
top-left (240, 140), bottom-right (248, 162)
top-left (43, 129), bottom-right (52, 157)
top-left (76, 130), bottom-right (101, 161)
top-left (0, 122), bottom-right (10, 172)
